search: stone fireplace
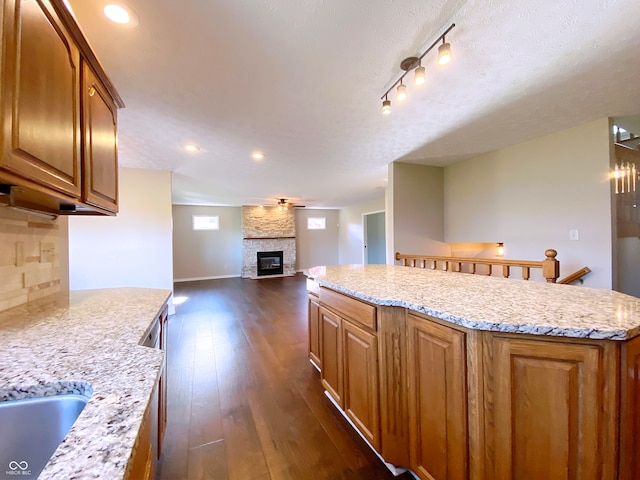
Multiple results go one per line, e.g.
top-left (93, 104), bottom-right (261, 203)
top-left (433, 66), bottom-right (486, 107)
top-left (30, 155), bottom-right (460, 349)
top-left (241, 206), bottom-right (296, 278)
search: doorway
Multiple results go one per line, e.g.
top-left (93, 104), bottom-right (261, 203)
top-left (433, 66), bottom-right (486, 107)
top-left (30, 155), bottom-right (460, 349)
top-left (363, 211), bottom-right (386, 264)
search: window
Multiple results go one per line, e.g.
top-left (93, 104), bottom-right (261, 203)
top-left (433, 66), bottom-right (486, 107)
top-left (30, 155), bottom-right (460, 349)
top-left (192, 215), bottom-right (219, 231)
top-left (307, 217), bottom-right (326, 230)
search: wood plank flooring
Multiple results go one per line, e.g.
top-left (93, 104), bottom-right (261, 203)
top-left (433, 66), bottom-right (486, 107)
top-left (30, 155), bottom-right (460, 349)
top-left (158, 274), bottom-right (412, 480)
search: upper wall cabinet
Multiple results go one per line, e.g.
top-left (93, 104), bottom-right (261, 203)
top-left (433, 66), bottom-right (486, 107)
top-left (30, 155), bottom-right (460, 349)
top-left (0, 0), bottom-right (82, 197)
top-left (82, 62), bottom-right (118, 213)
top-left (0, 0), bottom-right (124, 216)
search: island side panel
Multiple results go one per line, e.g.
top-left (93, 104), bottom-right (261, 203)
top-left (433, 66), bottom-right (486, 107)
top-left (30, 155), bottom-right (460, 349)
top-left (620, 335), bottom-right (640, 480)
top-left (484, 333), bottom-right (619, 480)
top-left (378, 306), bottom-right (410, 467)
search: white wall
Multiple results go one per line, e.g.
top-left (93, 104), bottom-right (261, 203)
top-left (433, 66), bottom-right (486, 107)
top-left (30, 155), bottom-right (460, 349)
top-left (173, 205), bottom-right (242, 281)
top-left (68, 168), bottom-right (174, 310)
top-left (295, 209), bottom-right (339, 270)
top-left (338, 196), bottom-right (385, 265)
top-left (388, 162), bottom-right (450, 262)
top-left (445, 118), bottom-right (613, 288)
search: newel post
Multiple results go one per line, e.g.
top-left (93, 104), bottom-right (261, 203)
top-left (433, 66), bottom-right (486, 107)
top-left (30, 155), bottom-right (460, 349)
top-left (542, 249), bottom-right (559, 283)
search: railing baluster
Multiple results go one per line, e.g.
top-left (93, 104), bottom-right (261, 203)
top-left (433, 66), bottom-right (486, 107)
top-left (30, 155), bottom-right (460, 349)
top-left (503, 265), bottom-right (510, 278)
top-left (522, 267), bottom-right (530, 280)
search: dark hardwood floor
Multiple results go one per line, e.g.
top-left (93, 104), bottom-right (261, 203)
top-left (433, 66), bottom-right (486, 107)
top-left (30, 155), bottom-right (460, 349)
top-left (158, 274), bottom-right (412, 480)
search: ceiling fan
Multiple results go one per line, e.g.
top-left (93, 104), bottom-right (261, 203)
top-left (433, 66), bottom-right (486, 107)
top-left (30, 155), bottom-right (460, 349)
top-left (276, 198), bottom-right (305, 210)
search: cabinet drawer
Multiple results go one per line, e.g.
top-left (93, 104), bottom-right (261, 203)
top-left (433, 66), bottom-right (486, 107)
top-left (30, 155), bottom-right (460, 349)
top-left (320, 287), bottom-right (376, 331)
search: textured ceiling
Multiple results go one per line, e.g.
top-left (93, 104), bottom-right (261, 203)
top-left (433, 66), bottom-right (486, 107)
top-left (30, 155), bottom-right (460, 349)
top-left (67, 0), bottom-right (640, 208)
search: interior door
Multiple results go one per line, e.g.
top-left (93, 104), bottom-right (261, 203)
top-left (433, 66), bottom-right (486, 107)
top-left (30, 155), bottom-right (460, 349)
top-left (364, 211), bottom-right (386, 264)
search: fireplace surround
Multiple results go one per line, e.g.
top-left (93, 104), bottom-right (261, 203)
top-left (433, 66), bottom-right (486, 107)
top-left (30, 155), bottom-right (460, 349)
top-left (241, 206), bottom-right (296, 278)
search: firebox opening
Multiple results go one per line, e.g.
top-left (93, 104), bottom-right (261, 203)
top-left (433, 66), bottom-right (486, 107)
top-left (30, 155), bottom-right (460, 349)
top-left (257, 251), bottom-right (284, 276)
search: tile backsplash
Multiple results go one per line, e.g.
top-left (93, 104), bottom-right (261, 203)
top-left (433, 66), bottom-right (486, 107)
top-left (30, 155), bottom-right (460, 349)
top-left (0, 206), bottom-right (63, 312)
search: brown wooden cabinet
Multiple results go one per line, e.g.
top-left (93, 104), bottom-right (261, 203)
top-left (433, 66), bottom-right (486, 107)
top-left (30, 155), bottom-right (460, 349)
top-left (485, 334), bottom-right (618, 480)
top-left (308, 294), bottom-right (321, 369)
top-left (308, 281), bottom-right (640, 480)
top-left (127, 377), bottom-right (157, 480)
top-left (156, 303), bottom-right (169, 459)
top-left (320, 306), bottom-right (342, 406)
top-left (82, 61), bottom-right (118, 213)
top-left (318, 288), bottom-right (381, 451)
top-left (343, 319), bottom-right (380, 450)
top-left (0, 0), bottom-right (82, 198)
top-left (0, 0), bottom-right (124, 215)
top-left (407, 313), bottom-right (468, 480)
top-left (620, 335), bottom-right (640, 480)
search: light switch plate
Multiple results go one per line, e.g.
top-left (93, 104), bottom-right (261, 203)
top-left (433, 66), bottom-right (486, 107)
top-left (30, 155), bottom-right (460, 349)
top-left (569, 229), bottom-right (579, 241)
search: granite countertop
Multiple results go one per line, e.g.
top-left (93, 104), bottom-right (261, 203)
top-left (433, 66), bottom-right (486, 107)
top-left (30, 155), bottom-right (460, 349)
top-left (306, 264), bottom-right (640, 340)
top-left (0, 287), bottom-right (171, 479)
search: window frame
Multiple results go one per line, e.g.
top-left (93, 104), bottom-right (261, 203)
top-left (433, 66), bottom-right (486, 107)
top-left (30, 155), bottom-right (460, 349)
top-left (192, 215), bottom-right (220, 231)
top-left (307, 217), bottom-right (326, 230)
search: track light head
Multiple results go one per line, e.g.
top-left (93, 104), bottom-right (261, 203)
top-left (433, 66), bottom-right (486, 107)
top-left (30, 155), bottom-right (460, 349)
top-left (438, 41), bottom-right (452, 65)
top-left (414, 65), bottom-right (426, 86)
top-left (382, 97), bottom-right (391, 114)
top-left (396, 82), bottom-right (407, 102)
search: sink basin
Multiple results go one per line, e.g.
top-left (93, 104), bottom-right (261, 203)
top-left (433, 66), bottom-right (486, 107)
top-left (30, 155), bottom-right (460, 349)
top-left (0, 394), bottom-right (88, 479)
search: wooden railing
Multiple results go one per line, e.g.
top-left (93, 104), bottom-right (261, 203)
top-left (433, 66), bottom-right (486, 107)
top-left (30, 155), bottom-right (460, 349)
top-left (558, 267), bottom-right (591, 285)
top-left (395, 249), bottom-right (560, 283)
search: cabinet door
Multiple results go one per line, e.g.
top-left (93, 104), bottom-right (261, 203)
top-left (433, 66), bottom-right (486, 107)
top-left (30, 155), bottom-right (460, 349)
top-left (407, 313), bottom-right (468, 480)
top-left (320, 307), bottom-right (342, 406)
top-left (0, 0), bottom-right (81, 197)
top-left (343, 319), bottom-right (380, 450)
top-left (308, 295), bottom-right (322, 369)
top-left (157, 358), bottom-right (167, 459)
top-left (82, 62), bottom-right (118, 213)
top-left (620, 336), bottom-right (640, 480)
top-left (157, 304), bottom-right (168, 458)
top-left (489, 336), bottom-right (608, 480)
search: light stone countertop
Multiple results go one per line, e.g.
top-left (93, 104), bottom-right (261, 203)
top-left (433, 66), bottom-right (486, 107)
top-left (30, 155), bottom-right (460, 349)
top-left (306, 264), bottom-right (640, 340)
top-left (0, 287), bottom-right (171, 479)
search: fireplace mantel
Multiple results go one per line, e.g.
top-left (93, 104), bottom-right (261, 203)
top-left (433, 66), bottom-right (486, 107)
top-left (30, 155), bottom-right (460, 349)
top-left (243, 236), bottom-right (296, 240)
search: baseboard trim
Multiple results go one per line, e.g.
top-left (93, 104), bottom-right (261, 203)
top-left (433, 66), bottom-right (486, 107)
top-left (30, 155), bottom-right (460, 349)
top-left (174, 274), bottom-right (241, 282)
top-left (323, 390), bottom-right (408, 477)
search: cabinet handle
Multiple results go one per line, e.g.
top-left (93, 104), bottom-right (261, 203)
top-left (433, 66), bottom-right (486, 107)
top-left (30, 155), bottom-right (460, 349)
top-left (88, 86), bottom-right (96, 97)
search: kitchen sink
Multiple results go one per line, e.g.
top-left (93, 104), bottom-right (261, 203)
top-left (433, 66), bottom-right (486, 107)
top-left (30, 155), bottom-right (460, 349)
top-left (0, 394), bottom-right (89, 479)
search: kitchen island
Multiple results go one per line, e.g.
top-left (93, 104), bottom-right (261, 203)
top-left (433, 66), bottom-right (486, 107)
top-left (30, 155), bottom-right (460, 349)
top-left (306, 264), bottom-right (640, 480)
top-left (0, 287), bottom-right (171, 479)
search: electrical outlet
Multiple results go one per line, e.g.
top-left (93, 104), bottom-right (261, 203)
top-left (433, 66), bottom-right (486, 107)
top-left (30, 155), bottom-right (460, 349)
top-left (569, 229), bottom-right (579, 241)
top-left (40, 242), bottom-right (55, 263)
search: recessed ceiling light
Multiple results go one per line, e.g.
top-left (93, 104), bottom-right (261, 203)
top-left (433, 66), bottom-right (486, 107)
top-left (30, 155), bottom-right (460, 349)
top-left (183, 144), bottom-right (200, 152)
top-left (252, 152), bottom-right (265, 160)
top-left (103, 3), bottom-right (139, 26)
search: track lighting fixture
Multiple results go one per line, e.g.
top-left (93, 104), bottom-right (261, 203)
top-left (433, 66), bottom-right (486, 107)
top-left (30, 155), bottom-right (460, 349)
top-left (380, 23), bottom-right (456, 115)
